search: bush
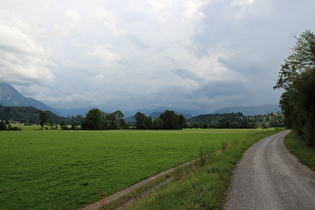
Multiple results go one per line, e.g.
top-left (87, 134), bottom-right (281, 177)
top-left (0, 121), bottom-right (7, 130)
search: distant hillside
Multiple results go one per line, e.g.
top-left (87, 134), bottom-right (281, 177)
top-left (187, 112), bottom-right (284, 128)
top-left (0, 83), bottom-right (56, 113)
top-left (210, 104), bottom-right (281, 116)
top-left (187, 112), bottom-right (244, 124)
top-left (0, 105), bottom-right (66, 124)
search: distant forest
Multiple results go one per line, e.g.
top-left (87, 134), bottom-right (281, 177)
top-left (0, 105), bottom-right (68, 124)
top-left (187, 112), bottom-right (284, 128)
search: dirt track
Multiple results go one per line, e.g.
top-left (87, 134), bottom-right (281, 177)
top-left (224, 130), bottom-right (315, 209)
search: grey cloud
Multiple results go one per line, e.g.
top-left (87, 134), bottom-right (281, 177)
top-left (122, 34), bottom-right (149, 50)
top-left (1, 0), bottom-right (315, 114)
top-left (196, 80), bottom-right (247, 99)
top-left (188, 0), bottom-right (315, 58)
top-left (217, 54), bottom-right (264, 76)
top-left (172, 69), bottom-right (204, 82)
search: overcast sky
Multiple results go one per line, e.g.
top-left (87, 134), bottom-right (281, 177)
top-left (1, 0), bottom-right (314, 114)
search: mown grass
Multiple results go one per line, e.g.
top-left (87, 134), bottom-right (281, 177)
top-left (284, 131), bottom-right (315, 171)
top-left (0, 128), bottom-right (276, 209)
top-left (128, 129), bottom-right (282, 210)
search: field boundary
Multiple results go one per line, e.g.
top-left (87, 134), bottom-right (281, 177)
top-left (81, 149), bottom-right (222, 210)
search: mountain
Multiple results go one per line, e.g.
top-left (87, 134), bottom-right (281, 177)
top-left (54, 107), bottom-right (91, 117)
top-left (210, 104), bottom-right (281, 116)
top-left (0, 83), bottom-right (56, 113)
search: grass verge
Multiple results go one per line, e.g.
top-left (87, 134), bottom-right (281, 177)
top-left (125, 129), bottom-right (282, 209)
top-left (284, 131), bottom-right (315, 171)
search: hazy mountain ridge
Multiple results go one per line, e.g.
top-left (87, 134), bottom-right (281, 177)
top-left (210, 104), bottom-right (281, 116)
top-left (0, 83), bottom-right (56, 113)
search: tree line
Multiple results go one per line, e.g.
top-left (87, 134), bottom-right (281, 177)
top-left (274, 30), bottom-right (315, 146)
top-left (52, 109), bottom-right (284, 130)
top-left (1, 104), bottom-right (284, 131)
top-left (76, 109), bottom-right (186, 130)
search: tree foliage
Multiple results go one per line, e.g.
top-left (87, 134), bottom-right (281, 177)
top-left (39, 111), bottom-right (49, 128)
top-left (158, 110), bottom-right (185, 129)
top-left (134, 110), bottom-right (186, 130)
top-left (274, 30), bottom-right (315, 146)
top-left (0, 121), bottom-right (7, 130)
top-left (187, 112), bottom-right (283, 128)
top-left (81, 109), bottom-right (125, 130)
top-left (82, 108), bottom-right (105, 130)
top-left (134, 112), bottom-right (149, 129)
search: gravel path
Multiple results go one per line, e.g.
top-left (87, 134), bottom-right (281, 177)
top-left (224, 130), bottom-right (315, 210)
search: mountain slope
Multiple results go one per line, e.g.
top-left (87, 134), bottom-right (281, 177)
top-left (0, 105), bottom-right (67, 124)
top-left (0, 83), bottom-right (56, 113)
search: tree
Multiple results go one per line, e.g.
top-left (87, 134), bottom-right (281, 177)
top-left (75, 114), bottom-right (85, 127)
top-left (159, 110), bottom-right (177, 129)
top-left (144, 116), bottom-right (153, 129)
top-left (82, 108), bottom-right (105, 130)
top-left (177, 115), bottom-right (186, 128)
top-left (115, 110), bottom-right (124, 126)
top-left (157, 110), bottom-right (185, 129)
top-left (152, 117), bottom-right (163, 129)
top-left (60, 120), bottom-right (67, 130)
top-left (106, 112), bottom-right (118, 129)
top-left (49, 119), bottom-right (54, 129)
top-left (274, 30), bottom-right (315, 146)
top-left (135, 112), bottom-right (148, 129)
top-left (0, 121), bottom-right (7, 130)
top-left (39, 111), bottom-right (49, 129)
top-left (69, 114), bottom-right (85, 129)
top-left (119, 118), bottom-right (127, 129)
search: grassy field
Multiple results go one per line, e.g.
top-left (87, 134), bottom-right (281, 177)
top-left (0, 128), bottom-right (277, 209)
top-left (284, 131), bottom-right (315, 171)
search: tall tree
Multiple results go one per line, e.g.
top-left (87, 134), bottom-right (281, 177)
top-left (159, 110), bottom-right (177, 129)
top-left (82, 108), bottom-right (105, 130)
top-left (75, 114), bottom-right (85, 128)
top-left (39, 111), bottom-right (49, 129)
top-left (274, 30), bottom-right (315, 146)
top-left (106, 112), bottom-right (118, 129)
top-left (157, 110), bottom-right (185, 129)
top-left (115, 110), bottom-right (124, 126)
top-left (177, 114), bottom-right (186, 128)
top-left (135, 112), bottom-right (148, 129)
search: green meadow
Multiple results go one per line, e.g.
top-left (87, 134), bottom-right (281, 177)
top-left (1, 128), bottom-right (276, 209)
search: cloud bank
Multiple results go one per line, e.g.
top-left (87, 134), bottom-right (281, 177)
top-left (0, 0), bottom-right (314, 114)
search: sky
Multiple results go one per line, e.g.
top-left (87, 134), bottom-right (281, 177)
top-left (0, 0), bottom-right (315, 115)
